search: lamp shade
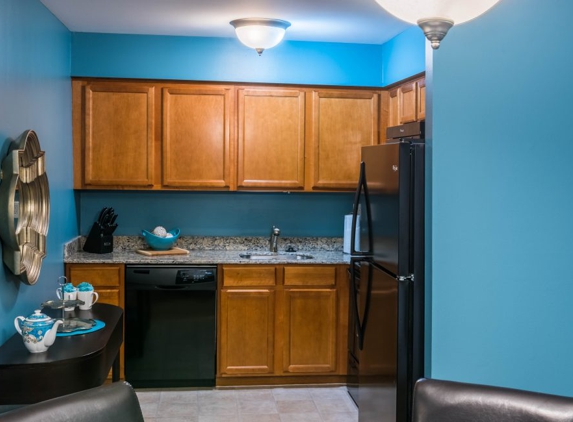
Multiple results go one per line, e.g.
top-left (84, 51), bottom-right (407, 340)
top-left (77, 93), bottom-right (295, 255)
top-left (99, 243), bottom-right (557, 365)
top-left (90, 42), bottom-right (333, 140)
top-left (230, 18), bottom-right (291, 55)
top-left (374, 0), bottom-right (501, 48)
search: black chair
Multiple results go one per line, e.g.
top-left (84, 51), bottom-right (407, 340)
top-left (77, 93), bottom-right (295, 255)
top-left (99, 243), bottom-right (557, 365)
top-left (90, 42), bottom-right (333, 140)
top-left (0, 381), bottom-right (144, 422)
top-left (412, 378), bottom-right (573, 422)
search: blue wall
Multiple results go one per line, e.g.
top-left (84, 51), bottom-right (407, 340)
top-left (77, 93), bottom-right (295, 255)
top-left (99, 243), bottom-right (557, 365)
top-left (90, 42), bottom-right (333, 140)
top-left (72, 33), bottom-right (385, 87)
top-left (0, 0), bottom-right (75, 345)
top-left (430, 0), bottom-right (573, 396)
top-left (79, 191), bottom-right (354, 237)
top-left (381, 26), bottom-right (426, 86)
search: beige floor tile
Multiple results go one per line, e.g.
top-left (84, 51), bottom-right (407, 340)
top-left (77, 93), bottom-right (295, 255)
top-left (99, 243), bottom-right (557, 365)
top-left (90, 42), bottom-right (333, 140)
top-left (198, 399), bottom-right (238, 416)
top-left (272, 388), bottom-right (313, 401)
top-left (235, 389), bottom-right (275, 401)
top-left (199, 414), bottom-right (239, 422)
top-left (310, 387), bottom-right (351, 401)
top-left (275, 399), bottom-right (317, 414)
top-left (314, 397), bottom-right (357, 414)
top-left (140, 402), bottom-right (159, 418)
top-left (279, 413), bottom-right (322, 422)
top-left (140, 386), bottom-right (356, 422)
top-left (137, 390), bottom-right (162, 404)
top-left (157, 401), bottom-right (198, 417)
top-left (239, 414), bottom-right (282, 422)
top-left (238, 399), bottom-right (278, 414)
top-left (161, 390), bottom-right (199, 403)
top-left (321, 413), bottom-right (358, 422)
top-left (198, 389), bottom-right (238, 400)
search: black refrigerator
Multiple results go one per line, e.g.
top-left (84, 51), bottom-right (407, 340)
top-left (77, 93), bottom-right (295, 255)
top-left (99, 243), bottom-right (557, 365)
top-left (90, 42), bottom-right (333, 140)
top-left (349, 121), bottom-right (425, 422)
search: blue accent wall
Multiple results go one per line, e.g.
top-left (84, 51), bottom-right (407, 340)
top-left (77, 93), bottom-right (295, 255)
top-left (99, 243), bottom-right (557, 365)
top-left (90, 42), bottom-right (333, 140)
top-left (0, 0), bottom-right (75, 345)
top-left (72, 33), bottom-right (385, 87)
top-left (79, 191), bottom-right (354, 237)
top-left (381, 26), bottom-right (426, 86)
top-left (430, 0), bottom-right (573, 396)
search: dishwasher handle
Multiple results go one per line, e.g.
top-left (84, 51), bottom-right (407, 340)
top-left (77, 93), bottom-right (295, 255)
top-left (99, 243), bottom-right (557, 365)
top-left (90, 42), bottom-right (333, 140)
top-left (154, 285), bottom-right (187, 290)
top-left (126, 279), bottom-right (217, 291)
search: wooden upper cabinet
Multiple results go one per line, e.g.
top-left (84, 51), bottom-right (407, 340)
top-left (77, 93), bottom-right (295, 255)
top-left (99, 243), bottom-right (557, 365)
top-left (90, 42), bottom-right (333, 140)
top-left (416, 78), bottom-right (426, 121)
top-left (388, 88), bottom-right (400, 128)
top-left (384, 76), bottom-right (426, 131)
top-left (74, 81), bottom-right (156, 188)
top-left (399, 81), bottom-right (417, 123)
top-left (237, 87), bottom-right (306, 190)
top-left (162, 86), bottom-right (234, 189)
top-left (72, 79), bottom-right (396, 192)
top-left (309, 90), bottom-right (380, 190)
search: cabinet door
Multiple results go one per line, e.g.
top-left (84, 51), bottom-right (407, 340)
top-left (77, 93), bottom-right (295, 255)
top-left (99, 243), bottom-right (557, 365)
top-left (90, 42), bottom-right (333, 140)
top-left (237, 87), bottom-right (306, 190)
top-left (65, 263), bottom-right (125, 379)
top-left (417, 78), bottom-right (426, 121)
top-left (162, 86), bottom-right (234, 188)
top-left (399, 82), bottom-right (417, 124)
top-left (219, 289), bottom-right (276, 375)
top-left (65, 263), bottom-right (124, 307)
top-left (82, 82), bottom-right (156, 187)
top-left (309, 90), bottom-right (380, 190)
top-left (283, 288), bottom-right (338, 373)
top-left (388, 88), bottom-right (400, 128)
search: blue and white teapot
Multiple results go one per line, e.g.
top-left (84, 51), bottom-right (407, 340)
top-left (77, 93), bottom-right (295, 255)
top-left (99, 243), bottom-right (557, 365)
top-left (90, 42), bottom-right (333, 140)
top-left (14, 310), bottom-right (63, 353)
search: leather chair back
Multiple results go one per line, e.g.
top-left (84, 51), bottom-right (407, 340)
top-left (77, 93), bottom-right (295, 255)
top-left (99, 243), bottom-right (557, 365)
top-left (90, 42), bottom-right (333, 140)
top-left (0, 381), bottom-right (144, 422)
top-left (413, 378), bottom-right (573, 422)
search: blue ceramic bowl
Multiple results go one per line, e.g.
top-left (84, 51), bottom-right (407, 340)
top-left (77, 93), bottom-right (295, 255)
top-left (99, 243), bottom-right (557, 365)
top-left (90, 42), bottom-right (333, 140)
top-left (141, 228), bottom-right (181, 250)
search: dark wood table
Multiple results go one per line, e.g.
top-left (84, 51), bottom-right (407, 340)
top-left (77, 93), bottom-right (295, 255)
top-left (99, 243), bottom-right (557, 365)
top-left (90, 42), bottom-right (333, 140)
top-left (0, 303), bottom-right (123, 404)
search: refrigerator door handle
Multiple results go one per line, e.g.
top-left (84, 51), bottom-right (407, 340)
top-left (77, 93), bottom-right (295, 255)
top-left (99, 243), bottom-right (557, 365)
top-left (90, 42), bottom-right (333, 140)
top-left (350, 259), bottom-right (373, 351)
top-left (351, 162), bottom-right (373, 256)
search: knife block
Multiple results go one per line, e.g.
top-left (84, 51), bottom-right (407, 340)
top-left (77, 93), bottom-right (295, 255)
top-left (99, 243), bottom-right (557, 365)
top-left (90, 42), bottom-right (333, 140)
top-left (83, 222), bottom-right (113, 254)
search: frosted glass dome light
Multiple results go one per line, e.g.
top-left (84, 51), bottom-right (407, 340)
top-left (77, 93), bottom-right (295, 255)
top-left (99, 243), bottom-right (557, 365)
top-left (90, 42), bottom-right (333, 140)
top-left (374, 0), bottom-right (501, 49)
top-left (230, 18), bottom-right (291, 55)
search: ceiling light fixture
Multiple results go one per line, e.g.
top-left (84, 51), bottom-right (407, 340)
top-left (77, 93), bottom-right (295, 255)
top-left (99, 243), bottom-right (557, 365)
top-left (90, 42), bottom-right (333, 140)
top-left (230, 18), bottom-right (291, 56)
top-left (373, 0), bottom-right (501, 49)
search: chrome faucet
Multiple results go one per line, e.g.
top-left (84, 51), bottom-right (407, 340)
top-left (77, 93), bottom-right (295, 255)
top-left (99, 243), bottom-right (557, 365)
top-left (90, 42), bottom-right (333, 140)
top-left (269, 226), bottom-right (280, 252)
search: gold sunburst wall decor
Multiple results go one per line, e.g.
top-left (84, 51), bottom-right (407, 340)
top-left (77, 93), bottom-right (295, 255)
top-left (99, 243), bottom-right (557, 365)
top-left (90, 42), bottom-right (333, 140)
top-left (0, 130), bottom-right (50, 285)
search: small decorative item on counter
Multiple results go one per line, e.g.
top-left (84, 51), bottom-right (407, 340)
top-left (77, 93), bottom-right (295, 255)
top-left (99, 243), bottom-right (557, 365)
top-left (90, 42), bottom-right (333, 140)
top-left (77, 281), bottom-right (93, 291)
top-left (14, 310), bottom-right (63, 353)
top-left (83, 206), bottom-right (118, 254)
top-left (152, 226), bottom-right (167, 237)
top-left (77, 282), bottom-right (99, 310)
top-left (142, 227), bottom-right (180, 251)
top-left (57, 283), bottom-right (78, 311)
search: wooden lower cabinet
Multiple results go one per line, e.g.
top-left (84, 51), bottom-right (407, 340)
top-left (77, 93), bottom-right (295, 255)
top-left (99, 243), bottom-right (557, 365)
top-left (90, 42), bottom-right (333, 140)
top-left (64, 263), bottom-right (125, 379)
top-left (283, 288), bottom-right (337, 374)
top-left (217, 264), bottom-right (348, 385)
top-left (219, 289), bottom-right (276, 375)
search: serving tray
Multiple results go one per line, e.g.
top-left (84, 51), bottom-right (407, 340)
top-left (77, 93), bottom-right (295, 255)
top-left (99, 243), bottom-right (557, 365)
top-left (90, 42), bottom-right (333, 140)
top-left (135, 247), bottom-right (189, 256)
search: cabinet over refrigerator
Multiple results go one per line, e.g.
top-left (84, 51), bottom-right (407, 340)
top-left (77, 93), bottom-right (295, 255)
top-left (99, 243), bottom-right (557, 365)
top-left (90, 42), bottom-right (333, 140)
top-left (349, 121), bottom-right (425, 422)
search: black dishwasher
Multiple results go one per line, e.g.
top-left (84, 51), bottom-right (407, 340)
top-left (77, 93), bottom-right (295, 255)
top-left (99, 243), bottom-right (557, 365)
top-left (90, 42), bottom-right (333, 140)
top-left (125, 265), bottom-right (216, 388)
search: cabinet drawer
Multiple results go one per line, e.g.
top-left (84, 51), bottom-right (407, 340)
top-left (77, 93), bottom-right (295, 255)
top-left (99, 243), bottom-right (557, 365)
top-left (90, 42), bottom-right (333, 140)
top-left (223, 266), bottom-right (276, 287)
top-left (96, 289), bottom-right (121, 307)
top-left (284, 266), bottom-right (336, 286)
top-left (66, 264), bottom-right (123, 287)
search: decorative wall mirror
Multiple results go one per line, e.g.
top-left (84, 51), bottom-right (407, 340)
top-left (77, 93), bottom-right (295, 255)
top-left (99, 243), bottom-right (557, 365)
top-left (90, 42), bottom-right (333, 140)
top-left (0, 130), bottom-right (50, 285)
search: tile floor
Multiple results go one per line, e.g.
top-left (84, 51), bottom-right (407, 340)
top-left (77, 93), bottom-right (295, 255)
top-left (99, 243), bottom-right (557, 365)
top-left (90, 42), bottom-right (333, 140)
top-left (136, 386), bottom-right (358, 422)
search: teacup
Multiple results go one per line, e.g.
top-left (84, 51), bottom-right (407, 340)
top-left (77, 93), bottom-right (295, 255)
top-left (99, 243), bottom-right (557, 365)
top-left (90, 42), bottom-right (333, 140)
top-left (57, 288), bottom-right (78, 311)
top-left (78, 290), bottom-right (99, 310)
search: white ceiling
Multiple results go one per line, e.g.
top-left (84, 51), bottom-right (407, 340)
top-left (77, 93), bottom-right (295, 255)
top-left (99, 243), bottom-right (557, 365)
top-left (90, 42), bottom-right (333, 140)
top-left (39, 0), bottom-right (412, 45)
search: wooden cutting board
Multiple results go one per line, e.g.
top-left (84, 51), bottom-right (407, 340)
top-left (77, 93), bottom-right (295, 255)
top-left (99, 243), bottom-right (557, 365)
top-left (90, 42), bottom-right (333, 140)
top-left (136, 247), bottom-right (190, 256)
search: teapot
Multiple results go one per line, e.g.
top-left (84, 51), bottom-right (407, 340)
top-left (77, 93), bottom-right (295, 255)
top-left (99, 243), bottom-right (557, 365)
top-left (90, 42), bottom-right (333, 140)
top-left (14, 310), bottom-right (63, 353)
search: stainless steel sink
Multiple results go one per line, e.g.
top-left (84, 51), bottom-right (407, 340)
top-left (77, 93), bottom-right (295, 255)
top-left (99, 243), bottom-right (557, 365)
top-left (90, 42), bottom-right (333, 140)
top-left (239, 253), bottom-right (313, 260)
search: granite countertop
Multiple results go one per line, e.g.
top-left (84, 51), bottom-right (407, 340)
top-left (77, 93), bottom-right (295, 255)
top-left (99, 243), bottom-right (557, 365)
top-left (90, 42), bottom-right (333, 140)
top-left (64, 236), bottom-right (351, 265)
